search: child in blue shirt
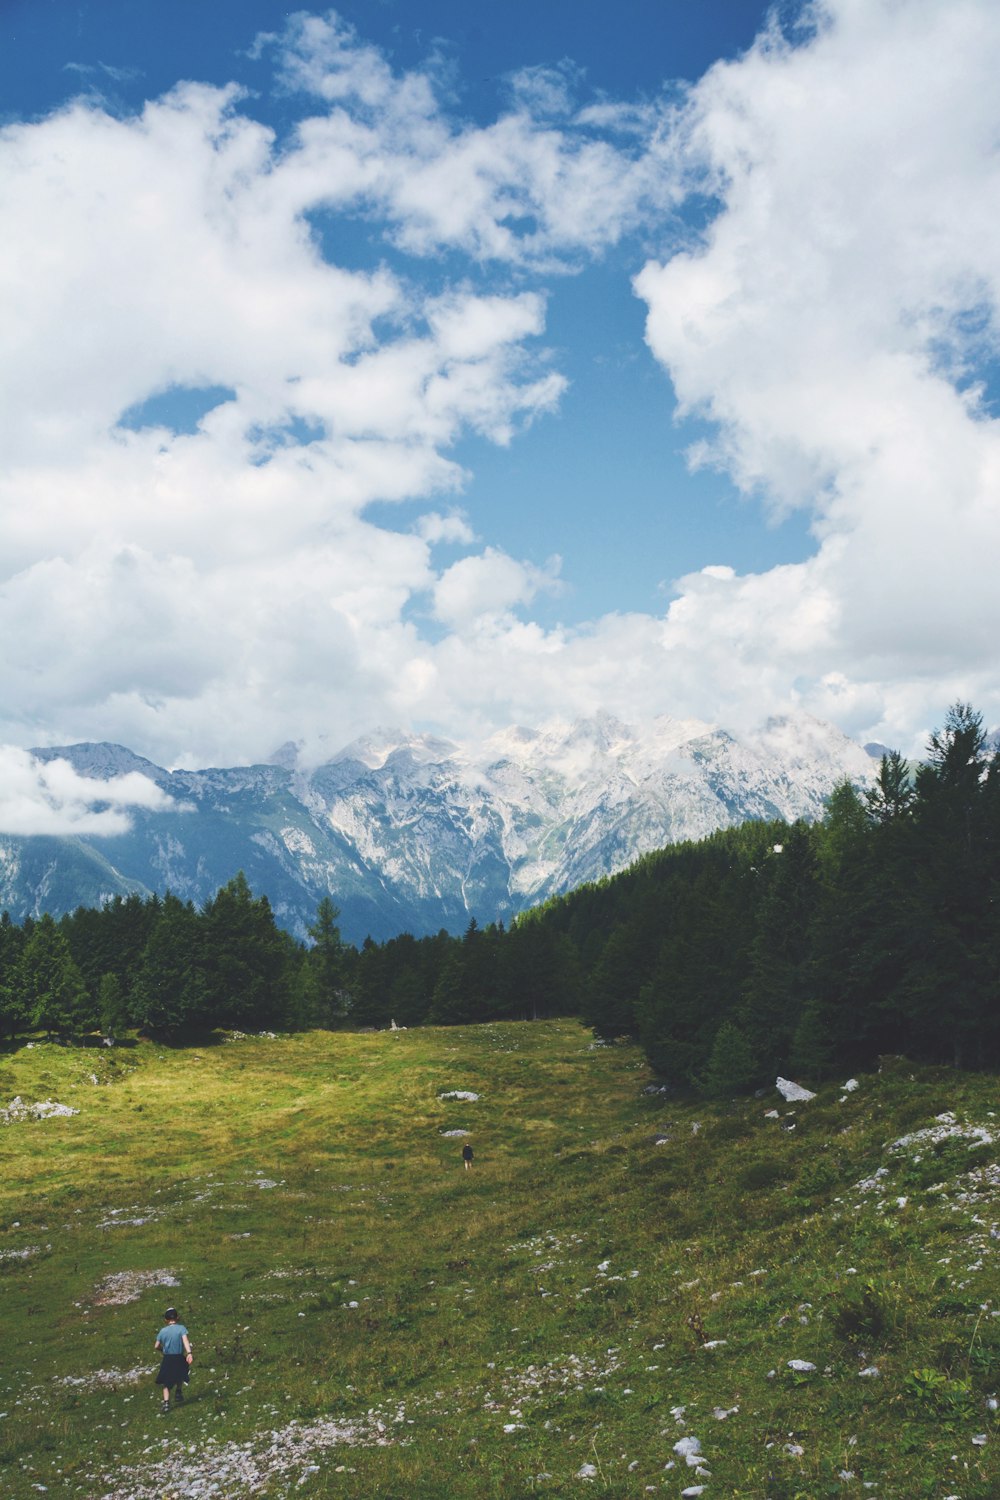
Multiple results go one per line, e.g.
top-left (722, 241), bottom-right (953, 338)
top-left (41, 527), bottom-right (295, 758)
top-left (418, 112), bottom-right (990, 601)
top-left (154, 1307), bottom-right (193, 1413)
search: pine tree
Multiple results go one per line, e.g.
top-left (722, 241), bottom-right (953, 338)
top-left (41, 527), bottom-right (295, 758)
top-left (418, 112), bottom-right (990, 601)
top-left (739, 824), bottom-right (821, 1079)
top-left (133, 893), bottom-right (207, 1035)
top-left (702, 1020), bottom-right (756, 1099)
top-left (200, 872), bottom-right (294, 1031)
top-left (97, 972), bottom-right (130, 1043)
top-left (300, 896), bottom-right (348, 1028)
top-left (19, 914), bottom-right (89, 1038)
top-left (0, 912), bottom-right (27, 1039)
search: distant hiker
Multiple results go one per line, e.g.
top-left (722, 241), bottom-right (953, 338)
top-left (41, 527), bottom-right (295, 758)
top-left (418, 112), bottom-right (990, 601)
top-left (154, 1306), bottom-right (193, 1413)
top-left (462, 1141), bottom-right (474, 1171)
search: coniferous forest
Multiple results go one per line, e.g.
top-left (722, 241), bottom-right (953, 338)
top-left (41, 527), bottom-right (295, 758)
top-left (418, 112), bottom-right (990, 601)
top-left (2, 704), bottom-right (998, 1090)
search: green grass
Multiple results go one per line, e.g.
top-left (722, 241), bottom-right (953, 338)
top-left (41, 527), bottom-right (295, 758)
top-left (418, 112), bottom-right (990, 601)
top-left (0, 1023), bottom-right (998, 1498)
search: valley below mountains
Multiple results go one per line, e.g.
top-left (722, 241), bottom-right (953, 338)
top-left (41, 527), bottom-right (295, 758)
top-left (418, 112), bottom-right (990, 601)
top-left (3, 713), bottom-right (876, 943)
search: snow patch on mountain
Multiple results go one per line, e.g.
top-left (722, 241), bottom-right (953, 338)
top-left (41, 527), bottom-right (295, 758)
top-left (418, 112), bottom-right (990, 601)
top-left (15, 714), bottom-right (876, 941)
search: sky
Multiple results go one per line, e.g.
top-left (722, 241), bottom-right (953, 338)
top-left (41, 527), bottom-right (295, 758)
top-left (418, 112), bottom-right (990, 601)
top-left (3, 0), bottom-right (1000, 830)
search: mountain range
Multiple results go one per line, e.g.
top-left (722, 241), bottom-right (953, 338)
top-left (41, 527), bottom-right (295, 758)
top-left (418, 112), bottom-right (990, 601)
top-left (1, 713), bottom-right (878, 943)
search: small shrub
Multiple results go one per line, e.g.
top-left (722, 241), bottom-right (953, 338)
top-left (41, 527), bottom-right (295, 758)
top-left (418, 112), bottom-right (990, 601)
top-left (795, 1155), bottom-right (840, 1198)
top-left (738, 1158), bottom-right (788, 1191)
top-left (903, 1367), bottom-right (975, 1421)
top-left (830, 1281), bottom-right (893, 1345)
top-left (898, 1138), bottom-right (993, 1191)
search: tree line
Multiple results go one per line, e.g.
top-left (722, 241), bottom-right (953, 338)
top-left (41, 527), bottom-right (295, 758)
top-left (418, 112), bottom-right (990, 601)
top-left (1, 705), bottom-right (997, 1092)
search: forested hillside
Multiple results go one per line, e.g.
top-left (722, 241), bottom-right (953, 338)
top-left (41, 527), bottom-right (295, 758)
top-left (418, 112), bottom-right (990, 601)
top-left (1, 705), bottom-right (997, 1089)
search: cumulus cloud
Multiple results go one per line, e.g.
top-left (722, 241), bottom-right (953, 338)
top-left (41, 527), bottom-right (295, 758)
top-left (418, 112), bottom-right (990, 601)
top-left (258, 9), bottom-right (679, 263)
top-left (0, 748), bottom-right (174, 836)
top-left (433, 548), bottom-right (562, 629)
top-left (635, 0), bottom-right (1000, 749)
top-left (3, 2), bottom-right (1000, 768)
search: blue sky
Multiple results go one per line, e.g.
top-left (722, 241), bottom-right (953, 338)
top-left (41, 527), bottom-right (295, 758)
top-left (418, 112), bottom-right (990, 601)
top-left (3, 0), bottom-right (807, 631)
top-left (2, 0), bottom-right (1000, 820)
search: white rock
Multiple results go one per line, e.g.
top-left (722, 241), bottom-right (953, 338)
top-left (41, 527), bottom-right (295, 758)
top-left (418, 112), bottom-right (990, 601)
top-left (776, 1078), bottom-right (816, 1103)
top-left (674, 1436), bottom-right (702, 1466)
top-left (842, 1078), bottom-right (860, 1092)
top-left (787, 1360), bottom-right (816, 1373)
top-left (575, 1462), bottom-right (598, 1478)
top-left (439, 1091), bottom-right (480, 1102)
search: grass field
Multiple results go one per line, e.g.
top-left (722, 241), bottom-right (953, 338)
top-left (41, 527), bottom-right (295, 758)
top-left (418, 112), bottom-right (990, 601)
top-left (0, 1020), bottom-right (998, 1498)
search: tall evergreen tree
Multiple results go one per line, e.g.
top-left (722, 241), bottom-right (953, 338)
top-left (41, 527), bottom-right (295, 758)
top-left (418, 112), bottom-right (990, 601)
top-left (299, 896), bottom-right (348, 1028)
top-left (133, 893), bottom-right (207, 1035)
top-left (0, 911), bottom-right (27, 1039)
top-left (18, 913), bottom-right (89, 1038)
top-left (702, 1019), bottom-right (756, 1098)
top-left (200, 872), bottom-right (294, 1030)
top-left (902, 705), bottom-right (992, 1066)
top-left (739, 824), bottom-right (821, 1080)
top-left (97, 972), bottom-right (130, 1042)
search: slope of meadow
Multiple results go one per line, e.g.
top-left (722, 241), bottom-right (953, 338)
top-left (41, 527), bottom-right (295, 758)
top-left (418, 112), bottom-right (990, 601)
top-left (0, 1022), bottom-right (997, 1498)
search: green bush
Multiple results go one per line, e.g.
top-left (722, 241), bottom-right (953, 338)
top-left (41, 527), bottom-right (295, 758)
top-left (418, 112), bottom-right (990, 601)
top-left (830, 1280), bottom-right (894, 1345)
top-left (738, 1158), bottom-right (789, 1191)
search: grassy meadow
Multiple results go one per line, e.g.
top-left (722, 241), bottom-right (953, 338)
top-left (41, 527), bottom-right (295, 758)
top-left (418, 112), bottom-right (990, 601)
top-left (0, 1020), bottom-right (998, 1498)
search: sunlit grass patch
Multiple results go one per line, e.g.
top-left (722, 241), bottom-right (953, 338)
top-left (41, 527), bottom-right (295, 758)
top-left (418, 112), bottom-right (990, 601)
top-left (0, 1025), bottom-right (998, 1496)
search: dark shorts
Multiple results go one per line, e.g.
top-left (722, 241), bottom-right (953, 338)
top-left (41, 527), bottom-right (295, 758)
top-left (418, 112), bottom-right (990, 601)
top-left (155, 1352), bottom-right (190, 1388)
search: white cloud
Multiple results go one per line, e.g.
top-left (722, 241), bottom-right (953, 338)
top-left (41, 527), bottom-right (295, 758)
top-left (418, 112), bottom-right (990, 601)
top-left (259, 10), bottom-right (679, 264)
top-left (635, 0), bottom-right (1000, 750)
top-left (0, 52), bottom-right (587, 766)
top-left (0, 748), bottom-right (174, 836)
top-left (4, 2), bottom-right (1000, 771)
top-left (433, 548), bottom-right (561, 629)
top-left (415, 511), bottom-right (476, 546)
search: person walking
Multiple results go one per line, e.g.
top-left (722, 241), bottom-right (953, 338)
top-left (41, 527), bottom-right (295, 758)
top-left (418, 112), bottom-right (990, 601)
top-left (154, 1306), bottom-right (193, 1413)
top-left (462, 1141), bottom-right (474, 1171)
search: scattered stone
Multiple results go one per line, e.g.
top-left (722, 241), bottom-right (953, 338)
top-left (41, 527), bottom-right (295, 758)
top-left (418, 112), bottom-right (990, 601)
top-left (92, 1270), bottom-right (180, 1307)
top-left (439, 1091), bottom-right (480, 1102)
top-left (776, 1078), bottom-right (816, 1103)
top-left (787, 1360), bottom-right (817, 1373)
top-left (674, 1436), bottom-right (702, 1466)
top-left (57, 1366), bottom-right (147, 1389)
top-left (1, 1097), bottom-right (80, 1125)
top-left (94, 1410), bottom-right (395, 1498)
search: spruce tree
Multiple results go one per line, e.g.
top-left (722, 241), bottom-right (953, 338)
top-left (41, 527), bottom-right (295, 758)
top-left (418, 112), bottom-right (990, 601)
top-left (19, 914), bottom-right (89, 1038)
top-left (702, 1019), bottom-right (756, 1099)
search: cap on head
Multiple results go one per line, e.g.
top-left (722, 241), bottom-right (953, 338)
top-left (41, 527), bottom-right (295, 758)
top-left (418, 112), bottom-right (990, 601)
top-left (164, 1307), bottom-right (178, 1320)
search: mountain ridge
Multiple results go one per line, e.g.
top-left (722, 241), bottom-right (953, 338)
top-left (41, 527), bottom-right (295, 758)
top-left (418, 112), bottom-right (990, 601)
top-left (5, 713), bottom-right (879, 942)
